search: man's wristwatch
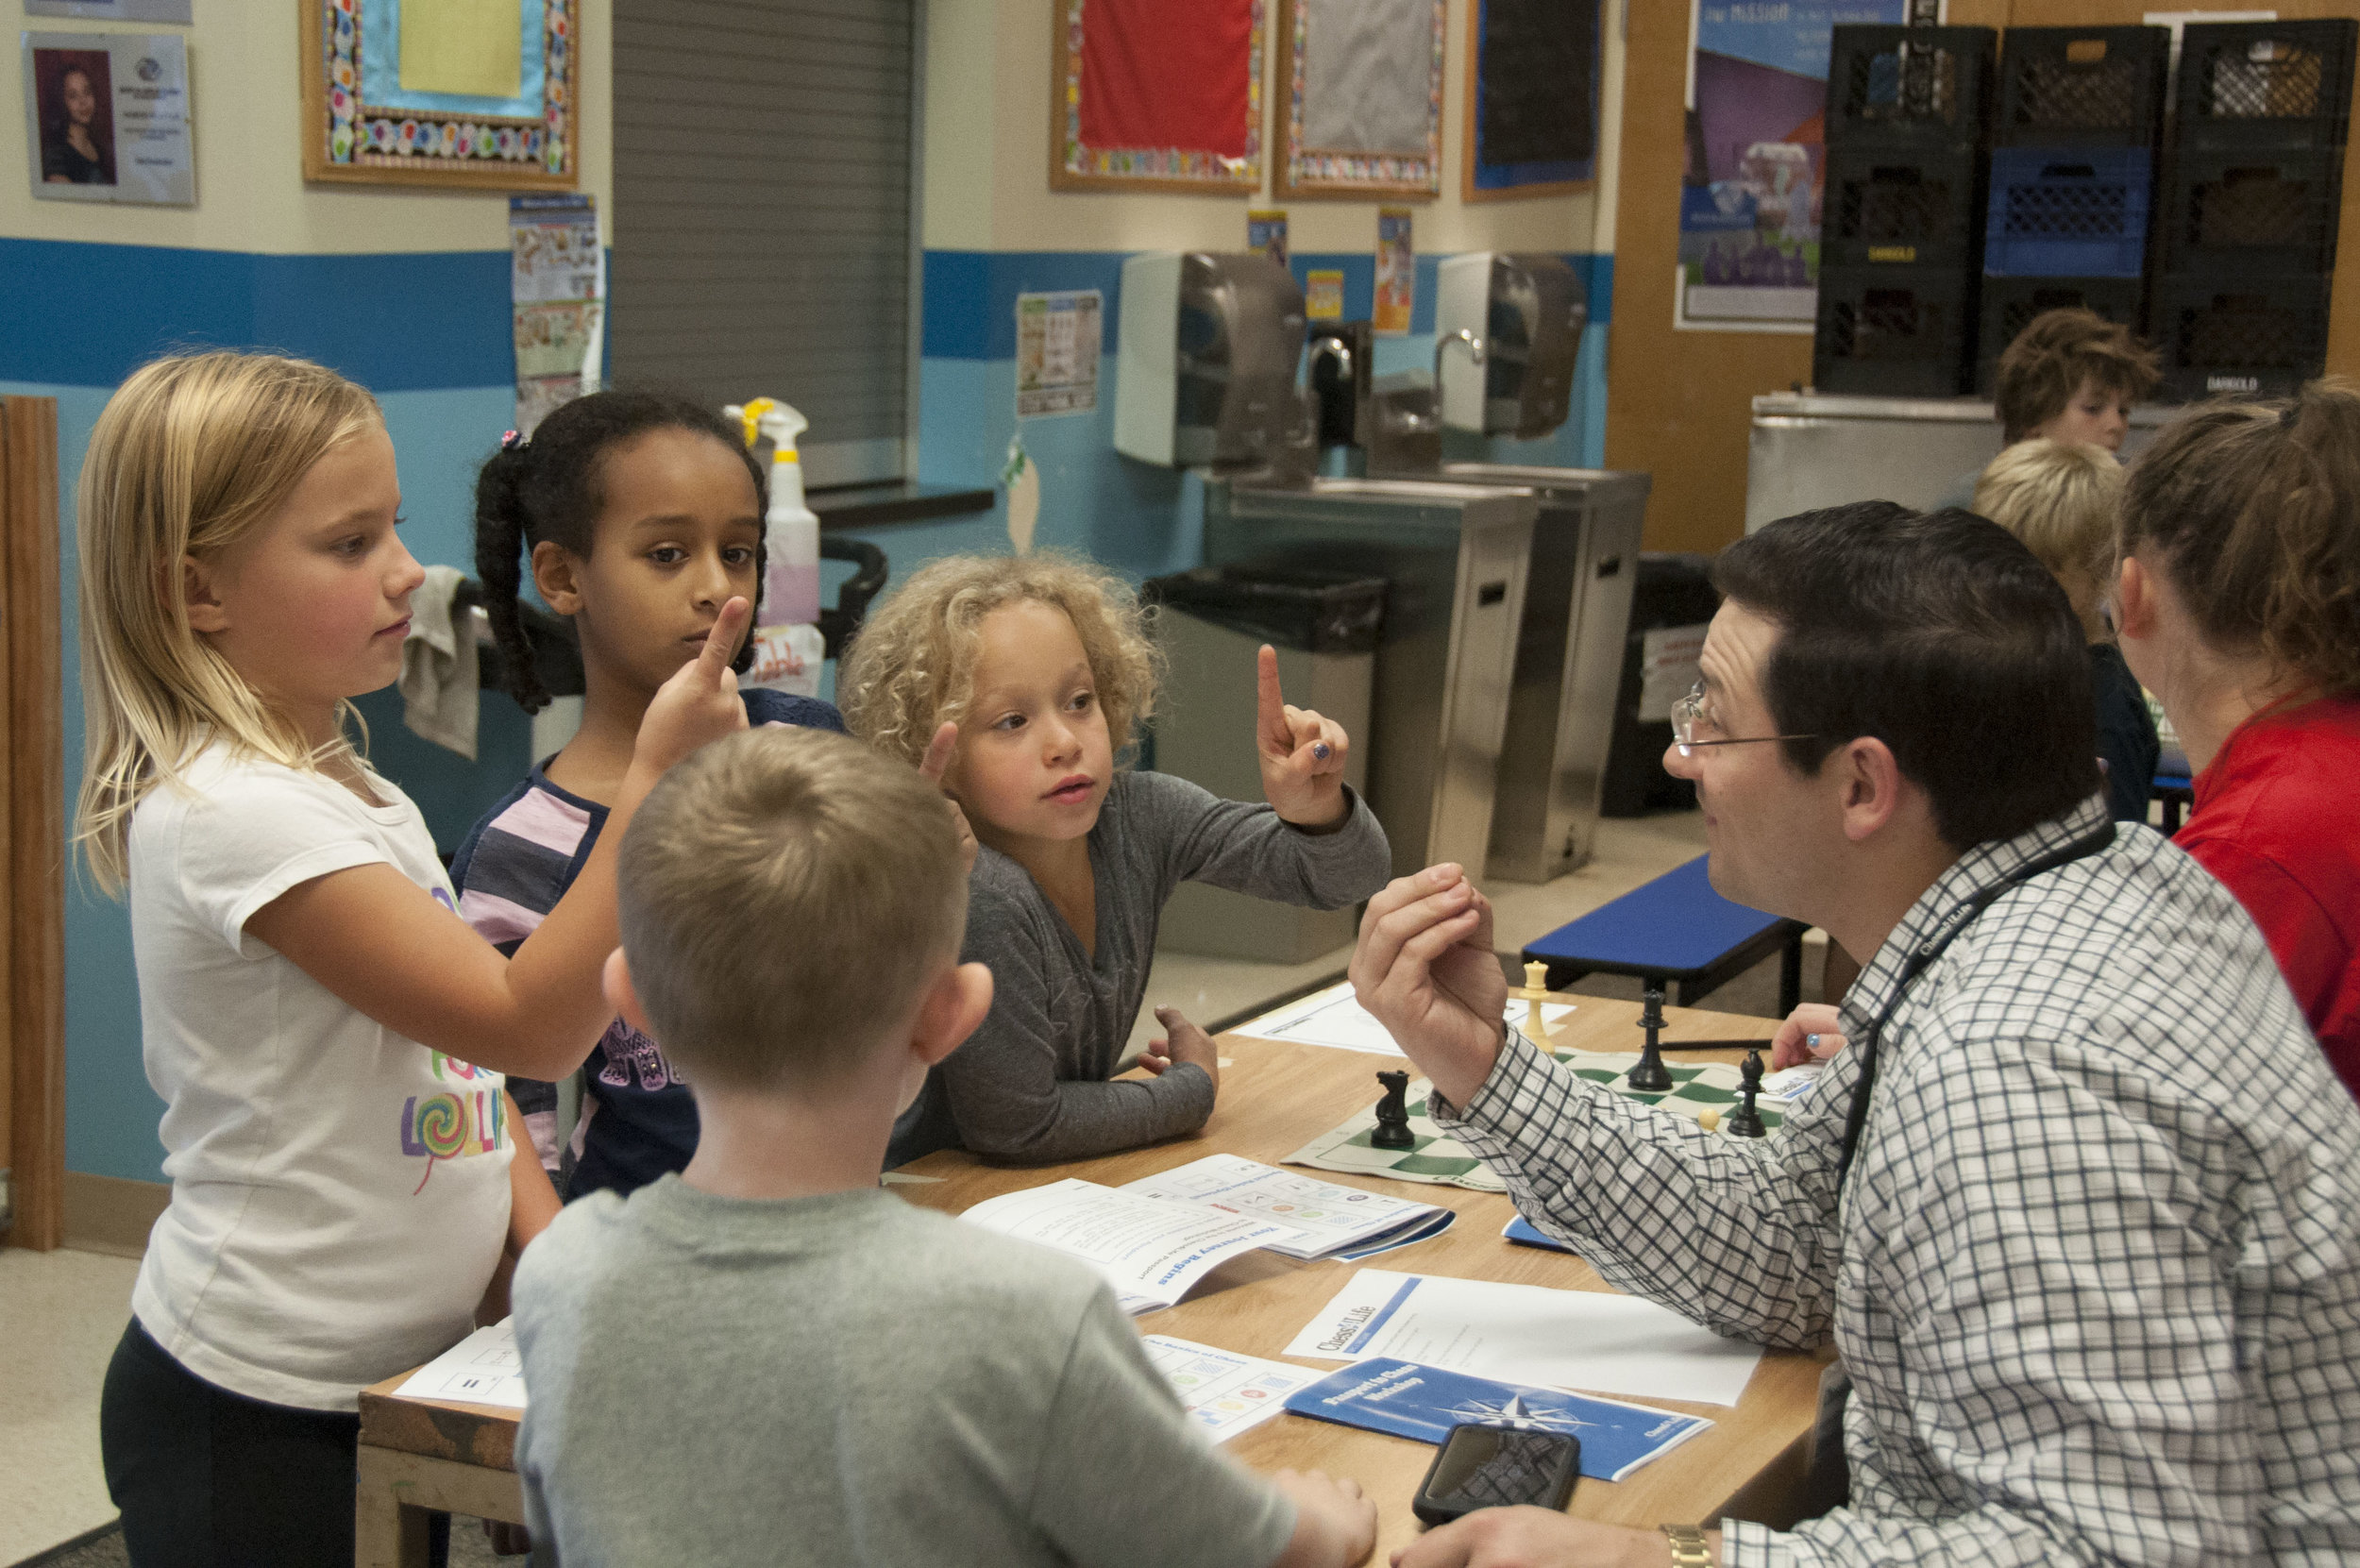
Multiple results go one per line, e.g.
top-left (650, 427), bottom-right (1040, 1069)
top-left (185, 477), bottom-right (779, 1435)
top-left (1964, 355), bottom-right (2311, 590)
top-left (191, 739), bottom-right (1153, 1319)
top-left (1662, 1524), bottom-right (1712, 1567)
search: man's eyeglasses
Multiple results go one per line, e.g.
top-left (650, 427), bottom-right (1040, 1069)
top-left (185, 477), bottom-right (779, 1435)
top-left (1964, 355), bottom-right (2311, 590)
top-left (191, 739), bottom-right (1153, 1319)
top-left (1670, 683), bottom-right (1816, 757)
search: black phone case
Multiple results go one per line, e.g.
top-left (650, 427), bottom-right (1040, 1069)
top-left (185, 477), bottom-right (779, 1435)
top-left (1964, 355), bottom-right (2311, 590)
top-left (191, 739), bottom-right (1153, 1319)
top-left (1410, 1424), bottom-right (1581, 1526)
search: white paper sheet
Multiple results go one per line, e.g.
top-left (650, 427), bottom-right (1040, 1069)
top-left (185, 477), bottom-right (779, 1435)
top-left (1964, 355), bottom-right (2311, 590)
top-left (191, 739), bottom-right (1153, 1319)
top-left (1233, 981), bottom-right (1575, 1057)
top-left (1283, 1269), bottom-right (1762, 1408)
top-left (394, 1319), bottom-right (527, 1410)
top-left (1121, 1154), bottom-right (1452, 1260)
top-left (1142, 1336), bottom-right (1316, 1442)
top-left (961, 1179), bottom-right (1296, 1314)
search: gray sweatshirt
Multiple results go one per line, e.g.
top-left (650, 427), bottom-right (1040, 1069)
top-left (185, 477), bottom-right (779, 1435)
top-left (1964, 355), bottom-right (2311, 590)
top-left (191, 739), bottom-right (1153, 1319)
top-left (891, 769), bottom-right (1390, 1166)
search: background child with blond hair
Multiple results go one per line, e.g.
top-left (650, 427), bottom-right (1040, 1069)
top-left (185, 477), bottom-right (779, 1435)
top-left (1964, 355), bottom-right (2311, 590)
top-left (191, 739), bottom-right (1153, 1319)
top-left (1972, 438), bottom-right (2158, 822)
top-left (513, 725), bottom-right (1377, 1567)
top-left (841, 551), bottom-right (1390, 1164)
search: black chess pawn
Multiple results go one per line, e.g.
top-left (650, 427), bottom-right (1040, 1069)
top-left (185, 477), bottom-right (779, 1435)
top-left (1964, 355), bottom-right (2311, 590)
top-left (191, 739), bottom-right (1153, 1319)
top-left (1627, 986), bottom-right (1673, 1093)
top-left (1370, 1070), bottom-right (1416, 1150)
top-left (1727, 1049), bottom-right (1767, 1138)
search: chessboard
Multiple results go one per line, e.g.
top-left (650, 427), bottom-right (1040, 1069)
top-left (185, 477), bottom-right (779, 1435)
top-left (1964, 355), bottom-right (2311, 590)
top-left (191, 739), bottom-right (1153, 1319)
top-left (1284, 1050), bottom-right (1784, 1193)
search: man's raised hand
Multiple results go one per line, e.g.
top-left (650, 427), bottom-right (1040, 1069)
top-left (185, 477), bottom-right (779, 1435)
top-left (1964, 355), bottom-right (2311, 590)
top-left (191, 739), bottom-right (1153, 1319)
top-left (1349, 864), bottom-right (1509, 1110)
top-left (1256, 643), bottom-right (1351, 829)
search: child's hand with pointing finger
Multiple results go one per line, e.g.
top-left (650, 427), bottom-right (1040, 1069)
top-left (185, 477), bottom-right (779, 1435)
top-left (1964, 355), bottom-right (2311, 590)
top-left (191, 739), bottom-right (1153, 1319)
top-left (1256, 643), bottom-right (1352, 830)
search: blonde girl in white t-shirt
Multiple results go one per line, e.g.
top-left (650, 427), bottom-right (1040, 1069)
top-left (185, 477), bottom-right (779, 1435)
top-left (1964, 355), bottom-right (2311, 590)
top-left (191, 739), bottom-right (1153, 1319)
top-left (76, 351), bottom-right (750, 1567)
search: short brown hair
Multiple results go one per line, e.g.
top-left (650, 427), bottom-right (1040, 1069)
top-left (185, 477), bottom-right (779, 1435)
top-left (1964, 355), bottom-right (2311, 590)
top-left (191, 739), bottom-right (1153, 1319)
top-left (837, 550), bottom-right (1161, 769)
top-left (1972, 438), bottom-right (2124, 590)
top-left (1994, 309), bottom-right (2161, 443)
top-left (616, 727), bottom-right (968, 1089)
top-left (2121, 377), bottom-right (2360, 698)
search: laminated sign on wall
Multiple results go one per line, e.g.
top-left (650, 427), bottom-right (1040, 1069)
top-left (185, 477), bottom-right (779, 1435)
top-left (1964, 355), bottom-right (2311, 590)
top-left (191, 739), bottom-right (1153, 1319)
top-left (1016, 290), bottom-right (1102, 418)
top-left (511, 194), bottom-right (603, 434)
top-left (21, 31), bottom-right (193, 204)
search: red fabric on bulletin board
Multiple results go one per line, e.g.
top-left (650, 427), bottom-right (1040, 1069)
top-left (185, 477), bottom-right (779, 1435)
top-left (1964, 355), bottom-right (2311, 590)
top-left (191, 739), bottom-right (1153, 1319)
top-left (1079, 0), bottom-right (1252, 157)
top-left (1054, 0), bottom-right (1263, 190)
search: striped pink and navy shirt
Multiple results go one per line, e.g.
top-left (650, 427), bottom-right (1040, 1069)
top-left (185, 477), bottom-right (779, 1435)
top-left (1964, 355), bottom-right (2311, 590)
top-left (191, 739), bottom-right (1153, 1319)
top-left (450, 689), bottom-right (843, 1199)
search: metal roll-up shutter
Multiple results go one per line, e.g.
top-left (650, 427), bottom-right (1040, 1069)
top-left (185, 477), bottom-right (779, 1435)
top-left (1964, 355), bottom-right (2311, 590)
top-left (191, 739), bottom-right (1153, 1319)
top-left (613, 0), bottom-right (916, 485)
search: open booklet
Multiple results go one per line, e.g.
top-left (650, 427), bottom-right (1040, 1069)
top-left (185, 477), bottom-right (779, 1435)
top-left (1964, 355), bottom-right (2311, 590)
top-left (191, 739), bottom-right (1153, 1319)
top-left (1121, 1154), bottom-right (1455, 1261)
top-left (961, 1178), bottom-right (1300, 1314)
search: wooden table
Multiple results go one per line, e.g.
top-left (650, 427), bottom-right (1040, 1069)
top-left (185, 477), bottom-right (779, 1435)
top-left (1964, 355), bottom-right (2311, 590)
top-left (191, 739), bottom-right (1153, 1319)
top-left (356, 995), bottom-right (1824, 1565)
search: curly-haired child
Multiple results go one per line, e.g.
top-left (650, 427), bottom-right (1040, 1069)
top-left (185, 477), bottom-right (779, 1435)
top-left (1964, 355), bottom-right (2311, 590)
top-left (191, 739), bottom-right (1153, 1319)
top-left (841, 552), bottom-right (1391, 1164)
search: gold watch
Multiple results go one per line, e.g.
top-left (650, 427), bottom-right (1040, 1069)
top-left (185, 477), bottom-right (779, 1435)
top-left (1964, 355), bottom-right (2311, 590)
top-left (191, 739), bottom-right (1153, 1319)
top-left (1661, 1524), bottom-right (1712, 1567)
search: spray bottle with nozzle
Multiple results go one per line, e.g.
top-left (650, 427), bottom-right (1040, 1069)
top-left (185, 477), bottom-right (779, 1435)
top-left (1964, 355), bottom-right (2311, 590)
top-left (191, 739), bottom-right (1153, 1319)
top-left (722, 397), bottom-right (824, 694)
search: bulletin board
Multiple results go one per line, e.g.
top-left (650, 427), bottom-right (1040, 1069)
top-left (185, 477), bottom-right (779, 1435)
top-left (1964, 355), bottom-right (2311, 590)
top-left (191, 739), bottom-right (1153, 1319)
top-left (1462, 0), bottom-right (1598, 202)
top-left (1050, 0), bottom-right (1264, 193)
top-left (1276, 0), bottom-right (1446, 200)
top-left (301, 0), bottom-right (578, 191)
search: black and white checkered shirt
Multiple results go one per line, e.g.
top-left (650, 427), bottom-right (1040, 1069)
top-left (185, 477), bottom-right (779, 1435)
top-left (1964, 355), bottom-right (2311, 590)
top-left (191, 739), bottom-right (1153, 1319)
top-left (1438, 796), bottom-right (2360, 1565)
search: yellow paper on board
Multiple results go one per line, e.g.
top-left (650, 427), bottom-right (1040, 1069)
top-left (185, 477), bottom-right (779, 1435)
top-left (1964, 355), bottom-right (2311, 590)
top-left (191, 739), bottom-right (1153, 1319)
top-left (400, 0), bottom-right (524, 100)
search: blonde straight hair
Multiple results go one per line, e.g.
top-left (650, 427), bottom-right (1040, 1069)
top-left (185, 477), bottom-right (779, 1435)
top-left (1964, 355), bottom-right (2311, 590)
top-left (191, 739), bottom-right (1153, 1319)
top-left (75, 351), bottom-right (384, 893)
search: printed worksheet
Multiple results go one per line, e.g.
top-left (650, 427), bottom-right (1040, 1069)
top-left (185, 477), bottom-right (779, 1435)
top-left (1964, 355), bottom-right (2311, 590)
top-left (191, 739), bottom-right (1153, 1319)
top-left (1233, 981), bottom-right (1575, 1057)
top-left (1283, 1269), bottom-right (1762, 1407)
top-left (394, 1319), bottom-right (527, 1410)
top-left (962, 1179), bottom-right (1295, 1314)
top-left (1122, 1155), bottom-right (1454, 1260)
top-left (1142, 1336), bottom-right (1315, 1443)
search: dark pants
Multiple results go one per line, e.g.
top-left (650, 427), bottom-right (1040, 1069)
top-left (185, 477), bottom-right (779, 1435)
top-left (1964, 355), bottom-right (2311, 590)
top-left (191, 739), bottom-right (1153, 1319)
top-left (100, 1319), bottom-right (447, 1568)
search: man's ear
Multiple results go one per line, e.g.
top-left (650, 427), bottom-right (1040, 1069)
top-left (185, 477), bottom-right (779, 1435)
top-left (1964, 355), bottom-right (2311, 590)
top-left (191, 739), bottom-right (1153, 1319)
top-left (909, 960), bottom-right (993, 1069)
top-left (180, 554), bottom-right (228, 635)
top-left (1834, 735), bottom-right (1910, 845)
top-left (531, 539), bottom-right (586, 617)
top-left (602, 947), bottom-right (650, 1035)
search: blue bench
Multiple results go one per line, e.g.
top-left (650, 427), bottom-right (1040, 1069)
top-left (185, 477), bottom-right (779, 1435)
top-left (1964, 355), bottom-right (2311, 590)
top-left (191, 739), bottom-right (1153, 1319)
top-left (1520, 855), bottom-right (1811, 1016)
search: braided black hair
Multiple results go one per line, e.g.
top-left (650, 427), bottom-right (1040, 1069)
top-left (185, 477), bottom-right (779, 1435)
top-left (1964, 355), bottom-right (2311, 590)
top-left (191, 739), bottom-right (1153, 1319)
top-left (474, 391), bottom-right (767, 714)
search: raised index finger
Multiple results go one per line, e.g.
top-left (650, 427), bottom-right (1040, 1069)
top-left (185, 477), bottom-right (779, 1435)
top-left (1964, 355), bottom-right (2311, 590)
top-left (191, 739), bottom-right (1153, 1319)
top-left (919, 720), bottom-right (959, 784)
top-left (1256, 644), bottom-right (1290, 750)
top-left (698, 597), bottom-right (752, 681)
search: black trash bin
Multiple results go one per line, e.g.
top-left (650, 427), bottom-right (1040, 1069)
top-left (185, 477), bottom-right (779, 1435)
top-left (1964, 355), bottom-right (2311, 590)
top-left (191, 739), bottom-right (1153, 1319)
top-left (1600, 553), bottom-right (1721, 817)
top-left (1140, 565), bottom-right (1386, 963)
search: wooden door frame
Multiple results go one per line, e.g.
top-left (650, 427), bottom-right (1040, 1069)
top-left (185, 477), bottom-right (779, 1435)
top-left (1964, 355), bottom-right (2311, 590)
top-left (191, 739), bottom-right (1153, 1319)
top-left (3, 395), bottom-right (65, 1251)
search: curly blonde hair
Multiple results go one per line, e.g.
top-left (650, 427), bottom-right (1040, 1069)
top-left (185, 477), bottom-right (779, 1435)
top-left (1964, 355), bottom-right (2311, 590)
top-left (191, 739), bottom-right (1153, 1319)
top-left (839, 551), bottom-right (1162, 770)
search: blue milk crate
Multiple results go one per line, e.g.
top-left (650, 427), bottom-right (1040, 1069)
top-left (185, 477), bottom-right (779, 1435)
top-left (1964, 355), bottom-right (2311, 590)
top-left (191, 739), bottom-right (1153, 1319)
top-left (1983, 146), bottom-right (2154, 277)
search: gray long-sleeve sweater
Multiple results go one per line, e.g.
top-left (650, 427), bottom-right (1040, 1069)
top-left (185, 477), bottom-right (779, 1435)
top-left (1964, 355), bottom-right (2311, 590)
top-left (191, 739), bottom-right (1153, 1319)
top-left (889, 769), bottom-right (1391, 1166)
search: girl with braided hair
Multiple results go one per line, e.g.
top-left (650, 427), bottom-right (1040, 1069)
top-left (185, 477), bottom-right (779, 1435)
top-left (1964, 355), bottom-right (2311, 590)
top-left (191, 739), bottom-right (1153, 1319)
top-left (452, 391), bottom-right (846, 1200)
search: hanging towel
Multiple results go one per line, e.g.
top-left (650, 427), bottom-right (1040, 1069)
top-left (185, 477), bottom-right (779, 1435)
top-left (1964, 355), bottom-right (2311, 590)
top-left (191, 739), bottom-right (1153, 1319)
top-left (400, 565), bottom-right (480, 760)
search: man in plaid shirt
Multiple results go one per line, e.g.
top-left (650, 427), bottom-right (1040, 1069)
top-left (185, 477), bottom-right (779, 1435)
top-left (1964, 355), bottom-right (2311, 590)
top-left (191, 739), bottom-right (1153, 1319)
top-left (1359, 504), bottom-right (2360, 1568)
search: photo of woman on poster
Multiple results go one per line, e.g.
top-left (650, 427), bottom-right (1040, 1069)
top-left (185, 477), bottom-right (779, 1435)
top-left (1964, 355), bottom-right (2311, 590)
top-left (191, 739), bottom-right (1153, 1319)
top-left (37, 50), bottom-right (117, 186)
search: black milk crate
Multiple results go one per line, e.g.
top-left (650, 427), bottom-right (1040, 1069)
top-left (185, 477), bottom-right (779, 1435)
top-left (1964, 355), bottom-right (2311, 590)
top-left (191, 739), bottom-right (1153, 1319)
top-left (1998, 26), bottom-right (2170, 148)
top-left (1983, 146), bottom-right (2154, 278)
top-left (1821, 143), bottom-right (1987, 268)
top-left (1827, 25), bottom-right (1997, 150)
top-left (1813, 264), bottom-right (1977, 397)
top-left (2150, 273), bottom-right (2332, 401)
top-left (2160, 146), bottom-right (2344, 276)
top-left (1972, 276), bottom-right (2147, 394)
top-left (2176, 20), bottom-right (2357, 153)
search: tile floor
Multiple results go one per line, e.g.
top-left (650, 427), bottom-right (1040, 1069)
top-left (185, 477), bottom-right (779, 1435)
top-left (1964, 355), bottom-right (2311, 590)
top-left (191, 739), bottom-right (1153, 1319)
top-left (8, 809), bottom-right (1790, 1566)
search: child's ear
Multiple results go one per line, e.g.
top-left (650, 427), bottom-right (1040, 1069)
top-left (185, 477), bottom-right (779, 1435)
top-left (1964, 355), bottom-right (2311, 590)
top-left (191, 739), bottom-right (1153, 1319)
top-left (2114, 553), bottom-right (2157, 641)
top-left (602, 948), bottom-right (650, 1034)
top-left (531, 539), bottom-right (587, 617)
top-left (180, 554), bottom-right (228, 634)
top-left (910, 960), bottom-right (993, 1068)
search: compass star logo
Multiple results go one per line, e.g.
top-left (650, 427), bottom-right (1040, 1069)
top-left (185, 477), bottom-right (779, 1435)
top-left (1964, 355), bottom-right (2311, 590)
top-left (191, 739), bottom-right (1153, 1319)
top-left (1443, 1392), bottom-right (1595, 1433)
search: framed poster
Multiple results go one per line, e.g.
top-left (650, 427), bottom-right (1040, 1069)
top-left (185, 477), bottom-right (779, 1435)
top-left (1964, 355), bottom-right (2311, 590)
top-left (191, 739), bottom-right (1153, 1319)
top-left (1463, 0), bottom-right (1598, 202)
top-left (301, 0), bottom-right (578, 191)
top-left (22, 31), bottom-right (192, 205)
top-left (1050, 0), bottom-right (1264, 193)
top-left (1276, 0), bottom-right (1445, 200)
top-left (1675, 0), bottom-right (1906, 331)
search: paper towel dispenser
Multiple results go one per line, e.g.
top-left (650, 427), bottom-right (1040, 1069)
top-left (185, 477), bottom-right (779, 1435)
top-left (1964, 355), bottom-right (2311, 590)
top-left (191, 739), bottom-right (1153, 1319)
top-left (1116, 252), bottom-right (1308, 469)
top-left (1436, 253), bottom-right (1587, 439)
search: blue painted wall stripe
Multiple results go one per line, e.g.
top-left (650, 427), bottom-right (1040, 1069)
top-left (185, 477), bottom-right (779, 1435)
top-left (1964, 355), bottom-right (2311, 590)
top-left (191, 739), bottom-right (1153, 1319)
top-left (920, 249), bottom-right (1611, 362)
top-left (0, 238), bottom-right (514, 391)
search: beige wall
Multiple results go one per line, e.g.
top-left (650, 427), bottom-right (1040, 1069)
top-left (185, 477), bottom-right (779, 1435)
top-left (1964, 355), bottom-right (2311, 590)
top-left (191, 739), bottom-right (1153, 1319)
top-left (0, 0), bottom-right (611, 255)
top-left (923, 0), bottom-right (1625, 256)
